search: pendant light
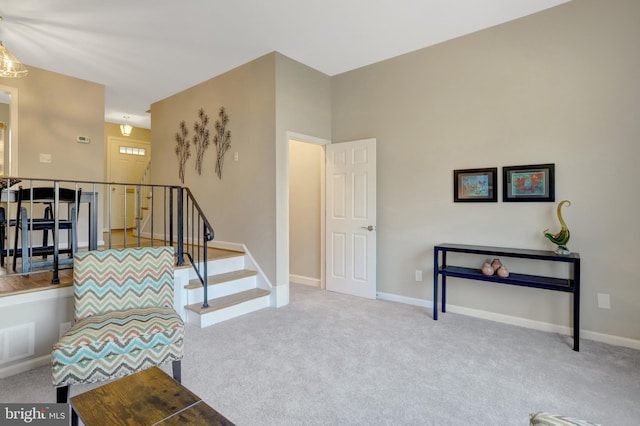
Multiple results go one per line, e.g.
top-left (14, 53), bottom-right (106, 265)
top-left (0, 16), bottom-right (28, 78)
top-left (120, 116), bottom-right (133, 136)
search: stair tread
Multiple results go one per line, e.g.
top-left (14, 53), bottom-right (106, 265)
top-left (185, 269), bottom-right (257, 289)
top-left (174, 248), bottom-right (245, 270)
top-left (185, 288), bottom-right (270, 314)
top-left (205, 248), bottom-right (245, 260)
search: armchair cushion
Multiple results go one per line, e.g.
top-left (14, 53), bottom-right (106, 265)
top-left (52, 306), bottom-right (183, 386)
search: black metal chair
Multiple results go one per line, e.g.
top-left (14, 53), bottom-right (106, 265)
top-left (12, 186), bottom-right (81, 275)
top-left (0, 178), bottom-right (21, 268)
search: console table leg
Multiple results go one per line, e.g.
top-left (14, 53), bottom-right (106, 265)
top-left (433, 249), bottom-right (439, 320)
top-left (573, 289), bottom-right (580, 351)
top-left (442, 276), bottom-right (447, 313)
top-left (573, 260), bottom-right (581, 351)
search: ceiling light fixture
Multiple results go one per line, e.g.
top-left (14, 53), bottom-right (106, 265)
top-left (120, 116), bottom-right (133, 136)
top-left (0, 16), bottom-right (28, 78)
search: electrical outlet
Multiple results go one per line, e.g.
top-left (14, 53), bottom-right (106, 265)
top-left (415, 270), bottom-right (423, 282)
top-left (597, 293), bottom-right (611, 309)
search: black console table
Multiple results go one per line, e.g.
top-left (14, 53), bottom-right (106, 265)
top-left (433, 243), bottom-right (581, 351)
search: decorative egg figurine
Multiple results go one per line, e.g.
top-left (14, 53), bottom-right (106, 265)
top-left (496, 266), bottom-right (510, 278)
top-left (481, 262), bottom-right (494, 276)
top-left (490, 258), bottom-right (502, 271)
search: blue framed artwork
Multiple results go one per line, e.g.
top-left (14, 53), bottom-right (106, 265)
top-left (453, 167), bottom-right (497, 202)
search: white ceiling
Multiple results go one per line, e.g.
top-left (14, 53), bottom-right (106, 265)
top-left (1, 0), bottom-right (569, 129)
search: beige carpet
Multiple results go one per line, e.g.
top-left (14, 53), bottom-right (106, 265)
top-left (1, 284), bottom-right (639, 425)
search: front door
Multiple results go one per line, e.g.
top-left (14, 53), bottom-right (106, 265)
top-left (325, 139), bottom-right (377, 299)
top-left (107, 137), bottom-right (150, 229)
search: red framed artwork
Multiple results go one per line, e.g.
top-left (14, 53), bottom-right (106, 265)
top-left (503, 163), bottom-right (555, 202)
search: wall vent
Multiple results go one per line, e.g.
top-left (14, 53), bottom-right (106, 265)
top-left (0, 323), bottom-right (35, 365)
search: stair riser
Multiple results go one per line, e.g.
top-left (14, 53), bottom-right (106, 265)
top-left (188, 256), bottom-right (245, 279)
top-left (186, 276), bottom-right (257, 305)
top-left (185, 295), bottom-right (270, 328)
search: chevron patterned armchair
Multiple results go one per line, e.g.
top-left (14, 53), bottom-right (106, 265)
top-left (51, 246), bottom-right (184, 403)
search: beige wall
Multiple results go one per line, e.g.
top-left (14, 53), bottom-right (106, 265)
top-left (151, 53), bottom-right (278, 281)
top-left (275, 53), bottom-right (332, 140)
top-left (0, 66), bottom-right (105, 181)
top-left (289, 140), bottom-right (322, 281)
top-left (331, 0), bottom-right (640, 340)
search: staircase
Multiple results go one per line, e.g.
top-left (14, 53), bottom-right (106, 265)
top-left (132, 161), bottom-right (153, 233)
top-left (176, 248), bottom-right (271, 328)
top-left (133, 193), bottom-right (152, 231)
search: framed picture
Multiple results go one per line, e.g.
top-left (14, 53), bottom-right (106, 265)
top-left (503, 163), bottom-right (555, 202)
top-left (453, 167), bottom-right (497, 202)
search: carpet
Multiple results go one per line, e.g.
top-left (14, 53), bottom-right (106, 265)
top-left (1, 284), bottom-right (638, 425)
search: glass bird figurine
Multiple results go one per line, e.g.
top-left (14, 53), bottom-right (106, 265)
top-left (543, 200), bottom-right (571, 255)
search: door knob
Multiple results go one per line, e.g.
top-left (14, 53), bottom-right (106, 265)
top-left (361, 225), bottom-right (375, 231)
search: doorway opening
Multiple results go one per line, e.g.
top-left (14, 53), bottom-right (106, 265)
top-left (287, 133), bottom-right (329, 290)
top-left (106, 136), bottom-right (151, 230)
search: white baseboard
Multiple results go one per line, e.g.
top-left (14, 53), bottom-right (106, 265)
top-left (290, 274), bottom-right (321, 288)
top-left (375, 292), bottom-right (640, 351)
top-left (0, 354), bottom-right (50, 379)
top-left (209, 240), bottom-right (245, 253)
top-left (579, 329), bottom-right (640, 351)
top-left (376, 291), bottom-right (431, 308)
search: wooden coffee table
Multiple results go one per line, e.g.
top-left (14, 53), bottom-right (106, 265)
top-left (70, 366), bottom-right (234, 425)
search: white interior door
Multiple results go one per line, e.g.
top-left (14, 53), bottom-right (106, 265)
top-left (326, 138), bottom-right (377, 299)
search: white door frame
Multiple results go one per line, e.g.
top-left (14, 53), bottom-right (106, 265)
top-left (0, 85), bottom-right (19, 176)
top-left (277, 131), bottom-right (330, 306)
top-left (288, 135), bottom-right (328, 290)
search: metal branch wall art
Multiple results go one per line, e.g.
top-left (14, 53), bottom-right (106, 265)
top-left (174, 106), bottom-right (231, 183)
top-left (174, 120), bottom-right (190, 183)
top-left (192, 108), bottom-right (210, 175)
top-left (213, 107), bottom-right (231, 179)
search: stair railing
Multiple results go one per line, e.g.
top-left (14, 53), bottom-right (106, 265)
top-left (1, 176), bottom-right (215, 304)
top-left (179, 187), bottom-right (215, 308)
